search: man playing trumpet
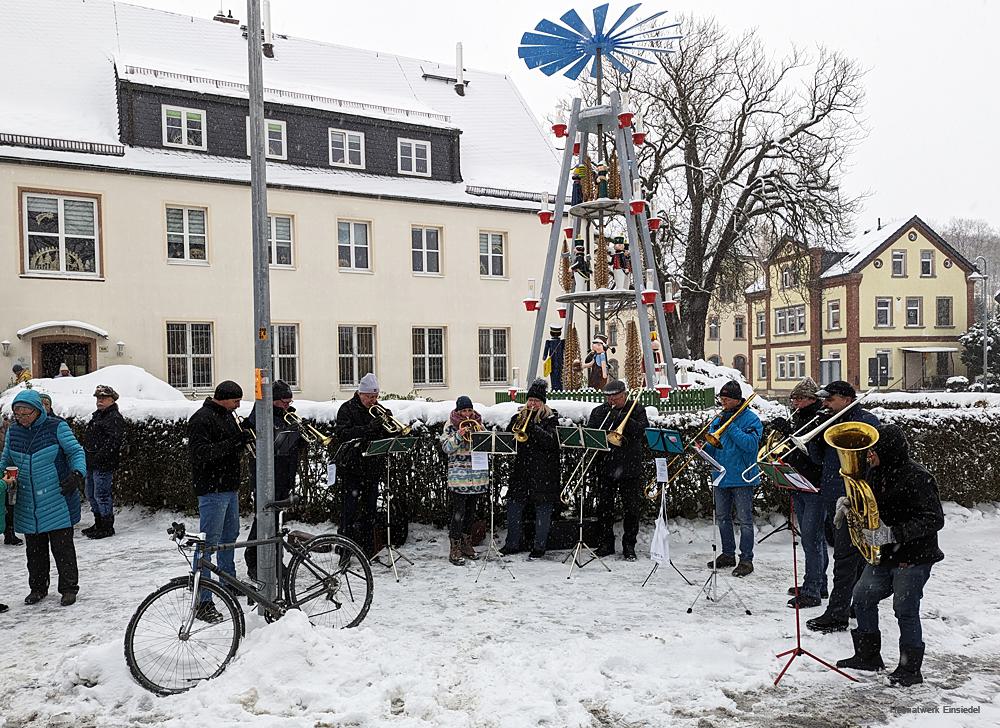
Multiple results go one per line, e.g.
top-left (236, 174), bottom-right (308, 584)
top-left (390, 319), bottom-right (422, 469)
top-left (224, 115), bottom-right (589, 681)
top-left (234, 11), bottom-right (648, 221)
top-left (588, 379), bottom-right (649, 561)
top-left (500, 380), bottom-right (560, 559)
top-left (439, 396), bottom-right (488, 565)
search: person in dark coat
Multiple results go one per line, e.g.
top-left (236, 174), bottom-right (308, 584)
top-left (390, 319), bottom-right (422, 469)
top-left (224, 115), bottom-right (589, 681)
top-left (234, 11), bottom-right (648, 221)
top-left (244, 380), bottom-right (306, 580)
top-left (187, 380), bottom-right (250, 624)
top-left (334, 372), bottom-right (387, 557)
top-left (806, 380), bottom-right (880, 633)
top-left (81, 385), bottom-right (126, 539)
top-left (774, 377), bottom-right (827, 607)
top-left (588, 379), bottom-right (650, 561)
top-left (2, 409), bottom-right (22, 546)
top-left (1, 389), bottom-right (86, 606)
top-left (500, 379), bottom-right (560, 559)
top-left (835, 424), bottom-right (944, 687)
top-left (542, 325), bottom-right (565, 391)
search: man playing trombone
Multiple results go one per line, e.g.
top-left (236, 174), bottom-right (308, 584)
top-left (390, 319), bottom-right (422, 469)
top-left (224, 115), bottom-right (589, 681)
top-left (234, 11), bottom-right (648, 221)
top-left (243, 380), bottom-right (307, 581)
top-left (500, 379), bottom-right (560, 559)
top-left (588, 379), bottom-right (649, 561)
top-left (705, 380), bottom-right (763, 577)
top-left (334, 373), bottom-right (387, 557)
top-left (806, 380), bottom-right (880, 634)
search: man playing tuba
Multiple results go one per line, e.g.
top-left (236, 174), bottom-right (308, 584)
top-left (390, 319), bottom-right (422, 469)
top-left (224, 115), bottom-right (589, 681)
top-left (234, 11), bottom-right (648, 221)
top-left (588, 379), bottom-right (649, 561)
top-left (835, 424), bottom-right (944, 687)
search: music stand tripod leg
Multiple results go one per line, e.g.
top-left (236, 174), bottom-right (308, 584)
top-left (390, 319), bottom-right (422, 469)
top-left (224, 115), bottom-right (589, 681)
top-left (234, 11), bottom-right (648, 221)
top-left (476, 478), bottom-right (515, 582)
top-left (564, 489), bottom-right (611, 579)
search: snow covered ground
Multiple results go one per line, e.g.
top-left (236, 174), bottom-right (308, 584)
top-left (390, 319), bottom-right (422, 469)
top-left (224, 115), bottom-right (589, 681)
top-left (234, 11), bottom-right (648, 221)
top-left (2, 504), bottom-right (998, 728)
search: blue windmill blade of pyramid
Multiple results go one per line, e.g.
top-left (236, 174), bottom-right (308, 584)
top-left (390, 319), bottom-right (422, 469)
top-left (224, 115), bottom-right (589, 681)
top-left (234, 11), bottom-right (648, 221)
top-left (518, 2), bottom-right (682, 82)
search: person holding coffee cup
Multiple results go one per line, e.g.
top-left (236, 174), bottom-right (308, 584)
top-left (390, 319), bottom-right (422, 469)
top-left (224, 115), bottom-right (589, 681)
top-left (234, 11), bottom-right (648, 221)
top-left (1, 389), bottom-right (87, 607)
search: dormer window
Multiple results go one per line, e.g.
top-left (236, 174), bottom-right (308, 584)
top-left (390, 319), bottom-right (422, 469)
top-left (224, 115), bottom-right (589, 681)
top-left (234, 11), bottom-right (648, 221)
top-left (329, 129), bottom-right (365, 169)
top-left (162, 105), bottom-right (206, 150)
top-left (780, 266), bottom-right (798, 289)
top-left (398, 138), bottom-right (431, 176)
top-left (245, 118), bottom-right (287, 160)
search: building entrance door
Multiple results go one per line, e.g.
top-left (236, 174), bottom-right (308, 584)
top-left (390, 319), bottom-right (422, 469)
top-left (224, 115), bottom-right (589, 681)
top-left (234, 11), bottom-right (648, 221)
top-left (39, 342), bottom-right (91, 378)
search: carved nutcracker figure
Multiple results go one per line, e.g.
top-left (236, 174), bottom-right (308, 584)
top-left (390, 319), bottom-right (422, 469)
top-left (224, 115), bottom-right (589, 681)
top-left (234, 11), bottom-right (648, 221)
top-left (568, 238), bottom-right (591, 291)
top-left (610, 236), bottom-right (632, 290)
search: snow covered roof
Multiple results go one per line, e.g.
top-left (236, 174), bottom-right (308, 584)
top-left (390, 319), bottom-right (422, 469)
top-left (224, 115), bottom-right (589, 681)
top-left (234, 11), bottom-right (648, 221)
top-left (16, 320), bottom-right (110, 339)
top-left (818, 220), bottom-right (905, 279)
top-left (0, 0), bottom-right (560, 207)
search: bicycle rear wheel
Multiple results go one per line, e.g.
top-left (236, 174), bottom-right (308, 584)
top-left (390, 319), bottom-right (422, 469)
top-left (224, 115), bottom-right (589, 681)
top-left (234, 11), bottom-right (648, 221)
top-left (287, 535), bottom-right (373, 629)
top-left (124, 578), bottom-right (242, 695)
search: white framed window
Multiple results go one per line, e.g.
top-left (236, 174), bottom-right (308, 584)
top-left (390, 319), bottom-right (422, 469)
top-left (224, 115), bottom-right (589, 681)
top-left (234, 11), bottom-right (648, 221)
top-left (166, 206), bottom-right (207, 262)
top-left (270, 324), bottom-right (299, 387)
top-left (268, 215), bottom-right (294, 267)
top-left (21, 192), bottom-right (101, 276)
top-left (777, 355), bottom-right (787, 380)
top-left (734, 316), bottom-right (746, 340)
top-left (338, 220), bottom-right (370, 270)
top-left (875, 297), bottom-right (893, 327)
top-left (479, 231), bottom-right (506, 277)
top-left (166, 322), bottom-right (213, 389)
top-left (708, 316), bottom-right (720, 340)
top-left (338, 325), bottom-right (376, 388)
top-left (162, 105), bottom-right (206, 150)
top-left (827, 299), bottom-right (841, 330)
top-left (920, 250), bottom-right (935, 277)
top-left (776, 305), bottom-right (806, 334)
top-left (891, 250), bottom-right (906, 277)
top-left (329, 128), bottom-right (365, 169)
top-left (411, 226), bottom-right (441, 274)
top-left (478, 328), bottom-right (509, 385)
top-left (398, 138), bottom-right (431, 176)
top-left (758, 356), bottom-right (767, 380)
top-left (245, 118), bottom-right (287, 160)
top-left (776, 308), bottom-right (787, 335)
top-left (936, 297), bottom-right (954, 327)
top-left (756, 311), bottom-right (766, 338)
top-left (413, 326), bottom-right (446, 386)
top-left (780, 266), bottom-right (798, 289)
top-left (905, 297), bottom-right (923, 327)
top-left (796, 353), bottom-right (807, 378)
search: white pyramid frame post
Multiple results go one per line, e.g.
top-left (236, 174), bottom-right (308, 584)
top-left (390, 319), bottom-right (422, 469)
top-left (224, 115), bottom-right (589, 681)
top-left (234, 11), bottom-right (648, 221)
top-left (527, 97), bottom-right (582, 384)
top-left (611, 91), bottom-right (678, 389)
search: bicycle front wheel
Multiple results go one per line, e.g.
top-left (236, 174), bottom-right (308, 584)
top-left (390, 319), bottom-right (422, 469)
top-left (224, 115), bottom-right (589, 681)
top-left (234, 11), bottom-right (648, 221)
top-left (287, 535), bottom-right (373, 629)
top-left (124, 578), bottom-right (242, 695)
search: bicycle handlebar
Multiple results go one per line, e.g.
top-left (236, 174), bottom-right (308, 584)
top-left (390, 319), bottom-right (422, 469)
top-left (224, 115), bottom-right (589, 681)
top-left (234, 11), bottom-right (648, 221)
top-left (264, 494), bottom-right (300, 512)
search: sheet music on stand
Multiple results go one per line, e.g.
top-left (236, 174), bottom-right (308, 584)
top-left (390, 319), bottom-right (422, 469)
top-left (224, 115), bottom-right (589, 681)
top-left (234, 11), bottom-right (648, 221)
top-left (645, 428), bottom-right (685, 454)
top-left (757, 461), bottom-right (819, 493)
top-left (557, 425), bottom-right (610, 451)
top-left (470, 430), bottom-right (518, 582)
top-left (642, 433), bottom-right (694, 588)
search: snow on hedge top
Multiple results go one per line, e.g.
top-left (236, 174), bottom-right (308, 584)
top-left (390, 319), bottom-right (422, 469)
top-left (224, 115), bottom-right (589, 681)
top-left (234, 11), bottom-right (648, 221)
top-left (0, 0), bottom-right (560, 202)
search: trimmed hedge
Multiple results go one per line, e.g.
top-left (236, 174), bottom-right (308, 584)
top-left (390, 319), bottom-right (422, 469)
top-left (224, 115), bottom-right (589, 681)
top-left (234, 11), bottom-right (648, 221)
top-left (63, 407), bottom-right (1000, 526)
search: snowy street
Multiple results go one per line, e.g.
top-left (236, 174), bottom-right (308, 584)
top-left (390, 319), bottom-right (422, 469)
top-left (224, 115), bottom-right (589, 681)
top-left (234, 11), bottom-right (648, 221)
top-left (1, 504), bottom-right (998, 728)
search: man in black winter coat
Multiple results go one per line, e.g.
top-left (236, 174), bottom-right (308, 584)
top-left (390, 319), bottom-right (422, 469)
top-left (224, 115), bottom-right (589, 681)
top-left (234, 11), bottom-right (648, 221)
top-left (500, 379), bottom-right (561, 559)
top-left (244, 380), bottom-right (306, 580)
top-left (835, 424), bottom-right (944, 687)
top-left (81, 385), bottom-right (126, 539)
top-left (588, 379), bottom-right (649, 560)
top-left (187, 380), bottom-right (250, 623)
top-left (334, 373), bottom-right (387, 557)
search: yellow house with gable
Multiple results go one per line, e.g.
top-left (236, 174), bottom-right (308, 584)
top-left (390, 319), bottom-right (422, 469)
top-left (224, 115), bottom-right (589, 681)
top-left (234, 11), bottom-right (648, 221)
top-left (743, 216), bottom-right (977, 396)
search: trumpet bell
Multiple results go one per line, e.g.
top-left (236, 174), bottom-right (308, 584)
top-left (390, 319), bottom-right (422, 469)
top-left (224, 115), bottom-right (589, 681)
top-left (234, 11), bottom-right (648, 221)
top-left (702, 431), bottom-right (722, 448)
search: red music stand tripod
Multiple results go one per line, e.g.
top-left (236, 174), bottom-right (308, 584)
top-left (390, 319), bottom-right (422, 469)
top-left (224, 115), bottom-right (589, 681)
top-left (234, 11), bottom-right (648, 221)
top-left (762, 462), bottom-right (858, 686)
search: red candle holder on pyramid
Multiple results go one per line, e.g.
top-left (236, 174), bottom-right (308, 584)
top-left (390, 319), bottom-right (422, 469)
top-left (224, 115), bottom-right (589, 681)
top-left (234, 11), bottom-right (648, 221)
top-left (632, 131), bottom-right (646, 145)
top-left (552, 123), bottom-right (568, 138)
top-left (617, 112), bottom-right (634, 128)
top-left (523, 298), bottom-right (540, 312)
top-left (648, 217), bottom-right (662, 232)
top-left (537, 210), bottom-right (554, 225)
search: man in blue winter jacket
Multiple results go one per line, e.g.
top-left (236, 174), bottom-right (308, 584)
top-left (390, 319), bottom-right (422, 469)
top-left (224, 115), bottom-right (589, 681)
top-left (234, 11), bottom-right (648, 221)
top-left (704, 380), bottom-right (763, 577)
top-left (1, 389), bottom-right (87, 606)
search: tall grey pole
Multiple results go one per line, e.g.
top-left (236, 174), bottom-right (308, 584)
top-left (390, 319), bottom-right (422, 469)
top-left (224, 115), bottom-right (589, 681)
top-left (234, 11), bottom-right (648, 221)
top-left (976, 256), bottom-right (989, 385)
top-left (247, 0), bottom-right (276, 603)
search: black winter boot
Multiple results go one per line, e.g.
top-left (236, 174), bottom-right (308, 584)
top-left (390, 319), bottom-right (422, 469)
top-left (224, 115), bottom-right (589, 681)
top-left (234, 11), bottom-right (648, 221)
top-left (888, 644), bottom-right (925, 686)
top-left (81, 514), bottom-right (100, 537)
top-left (87, 513), bottom-right (115, 539)
top-left (836, 630), bottom-right (885, 671)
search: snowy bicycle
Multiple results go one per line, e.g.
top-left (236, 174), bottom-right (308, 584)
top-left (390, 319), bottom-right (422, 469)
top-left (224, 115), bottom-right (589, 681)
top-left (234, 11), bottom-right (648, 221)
top-left (123, 497), bottom-right (373, 695)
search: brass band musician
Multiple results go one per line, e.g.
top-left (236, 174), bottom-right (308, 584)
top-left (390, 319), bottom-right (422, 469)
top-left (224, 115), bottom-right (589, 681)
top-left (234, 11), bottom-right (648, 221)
top-left (587, 379), bottom-right (649, 561)
top-left (500, 379), bottom-right (560, 559)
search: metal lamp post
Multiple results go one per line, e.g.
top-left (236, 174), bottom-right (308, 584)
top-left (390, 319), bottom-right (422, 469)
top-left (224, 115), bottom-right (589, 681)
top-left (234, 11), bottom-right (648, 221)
top-left (972, 257), bottom-right (990, 386)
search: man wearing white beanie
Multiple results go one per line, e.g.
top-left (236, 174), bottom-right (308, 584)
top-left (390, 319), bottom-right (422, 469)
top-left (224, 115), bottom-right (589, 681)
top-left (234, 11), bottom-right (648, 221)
top-left (334, 373), bottom-right (385, 555)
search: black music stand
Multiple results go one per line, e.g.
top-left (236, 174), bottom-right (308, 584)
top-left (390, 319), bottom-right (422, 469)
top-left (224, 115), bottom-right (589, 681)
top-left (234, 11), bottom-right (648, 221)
top-left (364, 437), bottom-right (417, 582)
top-left (557, 425), bottom-right (611, 579)
top-left (641, 428), bottom-right (694, 588)
top-left (687, 447), bottom-right (752, 616)
top-left (760, 461), bottom-right (858, 686)
top-left (470, 430), bottom-right (517, 582)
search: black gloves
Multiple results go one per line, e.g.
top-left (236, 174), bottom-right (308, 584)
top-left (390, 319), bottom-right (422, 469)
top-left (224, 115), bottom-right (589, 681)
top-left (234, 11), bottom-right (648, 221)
top-left (61, 471), bottom-right (85, 497)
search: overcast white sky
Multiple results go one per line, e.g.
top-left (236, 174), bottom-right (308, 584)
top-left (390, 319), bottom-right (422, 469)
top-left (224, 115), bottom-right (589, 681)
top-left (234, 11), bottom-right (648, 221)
top-left (138, 0), bottom-right (1000, 232)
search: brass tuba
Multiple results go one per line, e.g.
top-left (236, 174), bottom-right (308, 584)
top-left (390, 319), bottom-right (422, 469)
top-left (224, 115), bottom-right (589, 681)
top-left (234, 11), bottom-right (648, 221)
top-left (512, 406), bottom-right (537, 443)
top-left (824, 421), bottom-right (881, 565)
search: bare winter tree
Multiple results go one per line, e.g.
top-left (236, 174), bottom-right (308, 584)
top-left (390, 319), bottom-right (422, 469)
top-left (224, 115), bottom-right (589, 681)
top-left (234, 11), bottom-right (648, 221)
top-left (939, 217), bottom-right (1000, 277)
top-left (585, 17), bottom-right (868, 358)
